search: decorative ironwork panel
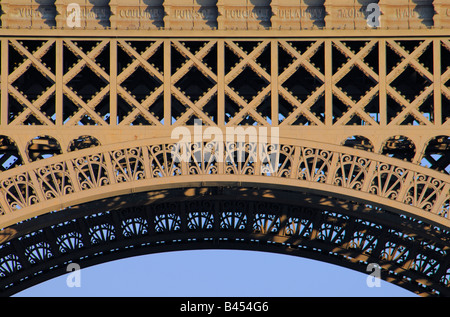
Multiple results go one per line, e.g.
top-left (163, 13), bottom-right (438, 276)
top-left (0, 0), bottom-right (448, 299)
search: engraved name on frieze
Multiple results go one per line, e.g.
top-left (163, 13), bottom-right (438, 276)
top-left (395, 7), bottom-right (433, 18)
top-left (274, 8), bottom-right (326, 20)
top-left (13, 7), bottom-right (55, 19)
top-left (336, 8), bottom-right (366, 19)
top-left (173, 8), bottom-right (217, 20)
top-left (63, 7), bottom-right (110, 19)
top-left (224, 8), bottom-right (271, 20)
top-left (119, 8), bottom-right (164, 19)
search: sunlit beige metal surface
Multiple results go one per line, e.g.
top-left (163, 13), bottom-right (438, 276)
top-left (0, 0), bottom-right (448, 297)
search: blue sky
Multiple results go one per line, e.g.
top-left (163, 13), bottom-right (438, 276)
top-left (14, 249), bottom-right (416, 297)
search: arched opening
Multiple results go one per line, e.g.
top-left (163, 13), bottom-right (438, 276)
top-left (381, 135), bottom-right (416, 162)
top-left (26, 135), bottom-right (62, 162)
top-left (341, 135), bottom-right (374, 152)
top-left (0, 135), bottom-right (23, 171)
top-left (420, 135), bottom-right (450, 174)
top-left (13, 249), bottom-right (416, 297)
top-left (68, 135), bottom-right (101, 152)
top-left (0, 137), bottom-right (447, 297)
top-left (0, 186), bottom-right (449, 297)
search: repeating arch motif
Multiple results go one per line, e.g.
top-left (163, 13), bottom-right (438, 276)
top-left (72, 153), bottom-right (110, 190)
top-left (35, 162), bottom-right (74, 199)
top-left (369, 164), bottom-right (407, 200)
top-left (1, 193), bottom-right (450, 297)
top-left (1, 173), bottom-right (40, 211)
top-left (0, 136), bottom-right (23, 172)
top-left (0, 138), bottom-right (447, 231)
top-left (26, 136), bottom-right (62, 162)
top-left (297, 147), bottom-right (332, 183)
top-left (333, 154), bottom-right (369, 190)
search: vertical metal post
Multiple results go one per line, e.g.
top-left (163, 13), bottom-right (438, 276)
top-left (379, 39), bottom-right (387, 126)
top-left (324, 39), bottom-right (333, 126)
top-left (110, 39), bottom-right (118, 125)
top-left (434, 39), bottom-right (442, 126)
top-left (217, 39), bottom-right (225, 126)
top-left (271, 40), bottom-right (278, 126)
top-left (1, 39), bottom-right (8, 126)
top-left (55, 39), bottom-right (63, 125)
top-left (164, 39), bottom-right (171, 126)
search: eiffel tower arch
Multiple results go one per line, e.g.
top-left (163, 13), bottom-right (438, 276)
top-left (0, 0), bottom-right (449, 297)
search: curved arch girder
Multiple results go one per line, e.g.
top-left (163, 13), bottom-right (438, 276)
top-left (1, 188), bottom-right (450, 297)
top-left (0, 138), bottom-right (448, 231)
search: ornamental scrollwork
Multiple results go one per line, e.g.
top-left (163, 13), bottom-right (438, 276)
top-left (24, 242), bottom-right (53, 264)
top-left (122, 217), bottom-right (149, 237)
top-left (261, 144), bottom-right (294, 177)
top-left (224, 142), bottom-right (257, 175)
top-left (297, 147), bottom-right (332, 183)
top-left (0, 253), bottom-right (22, 277)
top-left (154, 213), bottom-right (182, 233)
top-left (1, 173), bottom-right (39, 211)
top-left (284, 217), bottom-right (314, 238)
top-left (348, 230), bottom-right (377, 255)
top-left (380, 241), bottom-right (410, 265)
top-left (110, 147), bottom-right (146, 183)
top-left (439, 197), bottom-right (450, 218)
top-left (56, 232), bottom-right (84, 253)
top-left (253, 213), bottom-right (281, 234)
top-left (404, 174), bottom-right (446, 211)
top-left (187, 211), bottom-right (215, 231)
top-left (0, 140), bottom-right (447, 229)
top-left (148, 144), bottom-right (182, 178)
top-left (220, 211), bottom-right (247, 230)
top-left (35, 162), bottom-right (74, 199)
top-left (188, 142), bottom-right (219, 175)
top-left (72, 154), bottom-right (110, 190)
top-left (333, 154), bottom-right (370, 191)
top-left (369, 163), bottom-right (407, 200)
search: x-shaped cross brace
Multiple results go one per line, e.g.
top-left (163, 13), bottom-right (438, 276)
top-left (440, 40), bottom-right (450, 126)
top-left (386, 40), bottom-right (434, 126)
top-left (117, 40), bottom-right (164, 126)
top-left (8, 40), bottom-right (56, 125)
top-left (225, 40), bottom-right (271, 126)
top-left (278, 40), bottom-right (325, 126)
top-left (63, 40), bottom-right (110, 125)
top-left (332, 40), bottom-right (379, 126)
top-left (171, 41), bottom-right (217, 126)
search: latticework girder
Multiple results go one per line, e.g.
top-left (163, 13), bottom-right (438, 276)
top-left (1, 37), bottom-right (449, 167)
top-left (0, 0), bottom-right (449, 297)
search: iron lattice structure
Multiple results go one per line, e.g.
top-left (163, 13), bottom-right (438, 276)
top-left (0, 0), bottom-right (449, 297)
